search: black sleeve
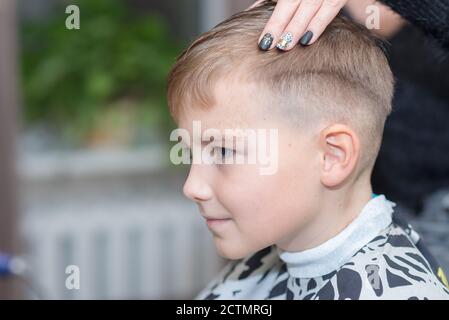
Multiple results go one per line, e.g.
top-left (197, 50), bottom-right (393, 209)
top-left (379, 0), bottom-right (449, 50)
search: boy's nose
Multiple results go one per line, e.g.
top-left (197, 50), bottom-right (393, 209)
top-left (183, 165), bottom-right (213, 202)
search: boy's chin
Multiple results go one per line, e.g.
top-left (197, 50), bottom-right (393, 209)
top-left (214, 239), bottom-right (265, 260)
top-left (215, 243), bottom-right (247, 260)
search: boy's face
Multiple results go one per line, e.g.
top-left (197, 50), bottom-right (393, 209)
top-left (177, 80), bottom-right (323, 260)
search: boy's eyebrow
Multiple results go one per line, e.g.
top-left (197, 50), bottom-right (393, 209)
top-left (200, 134), bottom-right (247, 147)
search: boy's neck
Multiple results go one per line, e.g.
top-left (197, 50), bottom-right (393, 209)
top-left (277, 176), bottom-right (374, 253)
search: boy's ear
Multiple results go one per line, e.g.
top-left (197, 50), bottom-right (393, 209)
top-left (319, 124), bottom-right (360, 188)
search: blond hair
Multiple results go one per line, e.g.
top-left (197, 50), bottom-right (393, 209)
top-left (167, 1), bottom-right (394, 170)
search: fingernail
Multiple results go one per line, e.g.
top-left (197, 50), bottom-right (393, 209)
top-left (276, 32), bottom-right (293, 51)
top-left (259, 33), bottom-right (273, 51)
top-left (299, 31), bottom-right (313, 46)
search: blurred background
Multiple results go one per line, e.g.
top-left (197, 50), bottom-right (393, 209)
top-left (0, 0), bottom-right (448, 299)
top-left (0, 0), bottom-right (254, 300)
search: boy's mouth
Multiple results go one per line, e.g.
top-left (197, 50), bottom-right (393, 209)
top-left (199, 206), bottom-right (231, 220)
top-left (201, 214), bottom-right (232, 222)
top-left (199, 209), bottom-right (232, 228)
top-left (205, 218), bottom-right (232, 228)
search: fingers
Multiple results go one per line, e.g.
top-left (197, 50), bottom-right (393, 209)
top-left (258, 0), bottom-right (347, 51)
top-left (279, 0), bottom-right (323, 50)
top-left (304, 0), bottom-right (346, 45)
top-left (258, 0), bottom-right (302, 51)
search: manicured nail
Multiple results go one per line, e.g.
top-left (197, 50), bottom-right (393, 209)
top-left (299, 31), bottom-right (313, 46)
top-left (276, 32), bottom-right (293, 51)
top-left (259, 33), bottom-right (273, 51)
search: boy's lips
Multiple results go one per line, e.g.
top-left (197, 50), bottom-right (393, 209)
top-left (199, 209), bottom-right (232, 227)
top-left (201, 214), bottom-right (232, 221)
top-left (204, 217), bottom-right (232, 228)
top-left (199, 207), bottom-right (231, 221)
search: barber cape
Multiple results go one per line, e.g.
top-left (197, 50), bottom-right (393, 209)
top-left (195, 195), bottom-right (449, 300)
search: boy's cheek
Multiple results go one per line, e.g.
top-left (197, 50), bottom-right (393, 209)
top-left (212, 200), bottom-right (307, 257)
top-left (212, 227), bottom-right (261, 260)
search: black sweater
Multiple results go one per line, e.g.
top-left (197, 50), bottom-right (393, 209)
top-left (380, 0), bottom-right (449, 51)
top-left (371, 0), bottom-right (449, 212)
top-left (371, 29), bottom-right (449, 212)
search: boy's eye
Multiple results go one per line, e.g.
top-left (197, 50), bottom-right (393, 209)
top-left (222, 147), bottom-right (234, 159)
top-left (215, 147), bottom-right (235, 161)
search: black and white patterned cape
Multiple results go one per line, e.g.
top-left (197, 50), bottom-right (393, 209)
top-left (195, 195), bottom-right (449, 300)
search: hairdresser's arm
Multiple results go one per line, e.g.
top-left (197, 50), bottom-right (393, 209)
top-left (345, 0), bottom-right (405, 39)
top-left (255, 0), bottom-right (449, 51)
top-left (379, 0), bottom-right (449, 50)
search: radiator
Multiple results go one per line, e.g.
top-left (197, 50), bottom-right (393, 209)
top-left (22, 208), bottom-right (225, 299)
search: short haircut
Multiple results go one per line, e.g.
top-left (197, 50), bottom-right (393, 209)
top-left (167, 1), bottom-right (394, 171)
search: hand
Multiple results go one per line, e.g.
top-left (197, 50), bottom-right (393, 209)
top-left (251, 0), bottom-right (349, 51)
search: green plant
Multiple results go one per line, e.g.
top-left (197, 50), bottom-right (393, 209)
top-left (21, 0), bottom-right (181, 146)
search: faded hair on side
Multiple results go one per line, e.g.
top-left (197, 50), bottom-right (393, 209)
top-left (167, 1), bottom-right (394, 171)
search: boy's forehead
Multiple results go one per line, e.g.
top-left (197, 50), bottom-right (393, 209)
top-left (178, 79), bottom-right (267, 131)
top-left (177, 107), bottom-right (249, 133)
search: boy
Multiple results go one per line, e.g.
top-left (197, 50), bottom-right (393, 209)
top-left (166, 2), bottom-right (449, 299)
